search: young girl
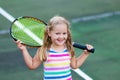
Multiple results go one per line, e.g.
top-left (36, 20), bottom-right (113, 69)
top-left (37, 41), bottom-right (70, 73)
top-left (16, 16), bottom-right (94, 80)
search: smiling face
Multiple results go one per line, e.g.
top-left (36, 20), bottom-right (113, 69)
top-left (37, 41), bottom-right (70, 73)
top-left (40, 16), bottom-right (75, 61)
top-left (48, 23), bottom-right (68, 47)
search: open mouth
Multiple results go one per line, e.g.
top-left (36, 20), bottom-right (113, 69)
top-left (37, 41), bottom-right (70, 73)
top-left (57, 39), bottom-right (65, 43)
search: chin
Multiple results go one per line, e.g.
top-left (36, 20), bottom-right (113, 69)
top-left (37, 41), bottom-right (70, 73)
top-left (56, 42), bottom-right (65, 46)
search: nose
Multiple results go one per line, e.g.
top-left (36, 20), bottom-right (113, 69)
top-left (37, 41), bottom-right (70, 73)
top-left (59, 34), bottom-right (63, 38)
top-left (59, 34), bottom-right (66, 39)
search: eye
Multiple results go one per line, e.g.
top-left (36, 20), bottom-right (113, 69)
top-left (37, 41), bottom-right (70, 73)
top-left (56, 33), bottom-right (60, 35)
top-left (63, 32), bottom-right (67, 35)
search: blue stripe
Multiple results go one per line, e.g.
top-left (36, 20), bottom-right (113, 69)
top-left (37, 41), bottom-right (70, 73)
top-left (48, 49), bottom-right (68, 53)
top-left (49, 50), bottom-right (57, 53)
top-left (44, 73), bottom-right (71, 79)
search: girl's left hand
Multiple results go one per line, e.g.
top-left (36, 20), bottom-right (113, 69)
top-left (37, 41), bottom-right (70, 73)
top-left (84, 44), bottom-right (94, 54)
top-left (86, 44), bottom-right (94, 50)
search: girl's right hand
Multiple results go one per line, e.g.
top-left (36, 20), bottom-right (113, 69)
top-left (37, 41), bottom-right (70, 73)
top-left (15, 40), bottom-right (26, 51)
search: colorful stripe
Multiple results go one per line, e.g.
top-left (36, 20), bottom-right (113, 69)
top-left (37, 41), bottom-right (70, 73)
top-left (47, 58), bottom-right (70, 62)
top-left (44, 73), bottom-right (71, 79)
top-left (44, 66), bottom-right (70, 71)
top-left (45, 61), bottom-right (69, 67)
top-left (44, 70), bottom-right (70, 75)
top-left (49, 49), bottom-right (68, 53)
top-left (49, 53), bottom-right (69, 57)
top-left (44, 48), bottom-right (72, 80)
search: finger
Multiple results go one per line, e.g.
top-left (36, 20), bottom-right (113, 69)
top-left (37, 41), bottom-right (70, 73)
top-left (16, 40), bottom-right (23, 44)
top-left (83, 50), bottom-right (90, 54)
top-left (86, 44), bottom-right (94, 50)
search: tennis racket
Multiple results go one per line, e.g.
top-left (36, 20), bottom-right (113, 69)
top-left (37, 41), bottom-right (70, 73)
top-left (10, 16), bottom-right (94, 53)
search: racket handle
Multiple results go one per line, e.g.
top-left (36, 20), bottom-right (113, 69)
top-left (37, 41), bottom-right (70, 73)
top-left (72, 42), bottom-right (95, 53)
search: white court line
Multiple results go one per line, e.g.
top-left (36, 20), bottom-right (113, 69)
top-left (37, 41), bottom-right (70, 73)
top-left (0, 7), bottom-right (93, 80)
top-left (1, 7), bottom-right (120, 34)
top-left (72, 11), bottom-right (120, 23)
top-left (0, 7), bottom-right (43, 45)
top-left (73, 69), bottom-right (93, 80)
top-left (0, 7), bottom-right (15, 22)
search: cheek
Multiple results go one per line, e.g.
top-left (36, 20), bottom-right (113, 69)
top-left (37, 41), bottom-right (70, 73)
top-left (50, 34), bottom-right (58, 40)
top-left (66, 34), bottom-right (69, 40)
top-left (52, 36), bottom-right (57, 40)
top-left (65, 35), bottom-right (68, 39)
top-left (65, 34), bottom-right (68, 38)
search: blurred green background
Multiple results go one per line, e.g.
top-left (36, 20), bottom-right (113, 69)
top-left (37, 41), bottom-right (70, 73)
top-left (0, 0), bottom-right (120, 80)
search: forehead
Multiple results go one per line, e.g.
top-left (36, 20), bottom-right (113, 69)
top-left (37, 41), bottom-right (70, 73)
top-left (52, 23), bottom-right (68, 32)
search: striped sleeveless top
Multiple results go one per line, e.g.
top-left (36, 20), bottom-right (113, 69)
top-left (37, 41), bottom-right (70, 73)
top-left (43, 48), bottom-right (72, 80)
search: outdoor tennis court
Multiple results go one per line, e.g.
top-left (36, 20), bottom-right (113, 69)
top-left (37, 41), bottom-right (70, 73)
top-left (0, 0), bottom-right (120, 80)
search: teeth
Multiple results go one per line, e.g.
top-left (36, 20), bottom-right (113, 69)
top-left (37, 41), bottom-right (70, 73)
top-left (57, 39), bottom-right (63, 42)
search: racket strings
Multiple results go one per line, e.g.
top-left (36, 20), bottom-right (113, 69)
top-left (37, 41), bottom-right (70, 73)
top-left (11, 17), bottom-right (46, 47)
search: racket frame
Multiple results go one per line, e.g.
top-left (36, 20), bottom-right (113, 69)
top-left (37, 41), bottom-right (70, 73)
top-left (10, 16), bottom-right (47, 47)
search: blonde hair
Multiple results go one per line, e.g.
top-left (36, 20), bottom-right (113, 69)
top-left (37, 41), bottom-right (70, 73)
top-left (39, 15), bottom-right (75, 61)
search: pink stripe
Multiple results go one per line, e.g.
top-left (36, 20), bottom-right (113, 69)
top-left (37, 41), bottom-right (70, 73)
top-left (44, 66), bottom-right (70, 70)
top-left (49, 54), bottom-right (69, 57)
top-left (47, 58), bottom-right (70, 62)
top-left (67, 77), bottom-right (72, 80)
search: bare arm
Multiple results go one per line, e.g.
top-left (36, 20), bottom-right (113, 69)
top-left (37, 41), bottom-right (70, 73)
top-left (16, 41), bottom-right (42, 70)
top-left (71, 44), bottom-right (93, 69)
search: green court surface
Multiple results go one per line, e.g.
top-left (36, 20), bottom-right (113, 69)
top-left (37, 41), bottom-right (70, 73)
top-left (0, 0), bottom-right (120, 80)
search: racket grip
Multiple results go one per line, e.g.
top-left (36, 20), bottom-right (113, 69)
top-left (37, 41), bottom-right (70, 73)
top-left (72, 42), bottom-right (95, 53)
